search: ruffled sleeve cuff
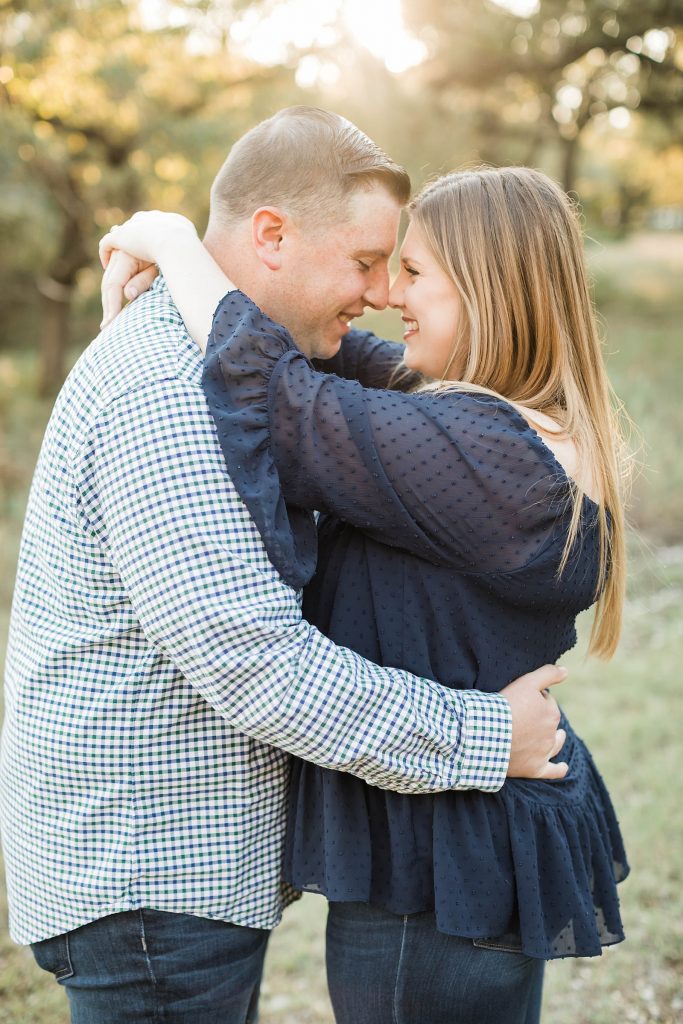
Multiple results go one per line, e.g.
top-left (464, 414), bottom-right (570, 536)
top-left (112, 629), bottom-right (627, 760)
top-left (201, 289), bottom-right (318, 591)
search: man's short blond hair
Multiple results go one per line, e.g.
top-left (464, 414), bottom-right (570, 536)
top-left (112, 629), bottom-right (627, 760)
top-left (209, 106), bottom-right (411, 228)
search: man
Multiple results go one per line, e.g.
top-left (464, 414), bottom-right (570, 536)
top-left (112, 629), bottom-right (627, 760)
top-left (1, 107), bottom-right (565, 1023)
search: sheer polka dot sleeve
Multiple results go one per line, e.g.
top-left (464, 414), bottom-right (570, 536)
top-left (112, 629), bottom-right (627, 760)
top-left (203, 291), bottom-right (571, 580)
top-left (313, 329), bottom-right (420, 392)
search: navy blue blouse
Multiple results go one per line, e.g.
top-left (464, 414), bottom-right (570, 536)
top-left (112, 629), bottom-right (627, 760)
top-left (202, 290), bottom-right (628, 960)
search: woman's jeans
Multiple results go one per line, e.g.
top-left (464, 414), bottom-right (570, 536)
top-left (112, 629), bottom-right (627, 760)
top-left (31, 909), bottom-right (270, 1024)
top-left (326, 901), bottom-right (545, 1024)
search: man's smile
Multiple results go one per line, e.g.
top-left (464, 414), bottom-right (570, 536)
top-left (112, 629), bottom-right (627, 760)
top-left (337, 310), bottom-right (364, 331)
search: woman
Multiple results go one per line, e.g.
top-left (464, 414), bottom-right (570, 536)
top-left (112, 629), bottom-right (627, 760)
top-left (100, 167), bottom-right (629, 1024)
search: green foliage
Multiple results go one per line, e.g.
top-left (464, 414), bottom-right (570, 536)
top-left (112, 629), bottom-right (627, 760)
top-left (588, 234), bottom-right (683, 541)
top-left (401, 0), bottom-right (683, 196)
top-left (1, 0), bottom-right (682, 383)
top-left (0, 0), bottom-right (296, 385)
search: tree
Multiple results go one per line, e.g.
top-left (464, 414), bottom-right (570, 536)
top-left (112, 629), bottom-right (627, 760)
top-left (0, 0), bottom-right (287, 392)
top-left (402, 0), bottom-right (683, 194)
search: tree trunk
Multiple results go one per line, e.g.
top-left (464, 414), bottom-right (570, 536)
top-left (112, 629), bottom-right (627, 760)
top-left (38, 279), bottom-right (72, 397)
top-left (560, 135), bottom-right (579, 196)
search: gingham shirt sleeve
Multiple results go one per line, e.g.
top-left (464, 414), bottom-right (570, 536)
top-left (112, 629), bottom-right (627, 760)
top-left (72, 377), bottom-right (511, 794)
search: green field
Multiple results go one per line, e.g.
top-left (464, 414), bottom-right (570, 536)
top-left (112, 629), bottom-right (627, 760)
top-left (1, 234), bottom-right (682, 1023)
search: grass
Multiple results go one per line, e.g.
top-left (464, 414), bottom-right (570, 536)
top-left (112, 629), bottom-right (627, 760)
top-left (1, 233), bottom-right (682, 1022)
top-left (588, 233), bottom-right (683, 544)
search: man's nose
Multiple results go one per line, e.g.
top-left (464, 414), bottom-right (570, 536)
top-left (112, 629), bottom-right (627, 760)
top-left (363, 269), bottom-right (390, 310)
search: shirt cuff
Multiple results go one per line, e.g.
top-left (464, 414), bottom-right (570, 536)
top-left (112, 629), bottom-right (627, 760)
top-left (450, 690), bottom-right (512, 792)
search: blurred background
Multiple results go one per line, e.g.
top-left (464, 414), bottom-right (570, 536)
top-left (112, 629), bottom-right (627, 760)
top-left (0, 1), bottom-right (682, 1022)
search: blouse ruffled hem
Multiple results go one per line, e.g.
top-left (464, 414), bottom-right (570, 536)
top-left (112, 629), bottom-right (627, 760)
top-left (285, 727), bottom-right (628, 961)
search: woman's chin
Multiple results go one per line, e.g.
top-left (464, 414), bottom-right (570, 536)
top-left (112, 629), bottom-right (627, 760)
top-left (402, 348), bottom-right (423, 374)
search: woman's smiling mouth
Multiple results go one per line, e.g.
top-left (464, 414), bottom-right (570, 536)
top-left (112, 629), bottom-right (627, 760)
top-left (402, 317), bottom-right (419, 339)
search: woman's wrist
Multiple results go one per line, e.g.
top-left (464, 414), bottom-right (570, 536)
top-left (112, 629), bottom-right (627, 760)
top-left (106, 211), bottom-right (198, 268)
top-left (154, 226), bottom-right (204, 276)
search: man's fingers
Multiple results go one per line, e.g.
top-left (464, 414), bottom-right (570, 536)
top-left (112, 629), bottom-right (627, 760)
top-left (503, 664), bottom-right (570, 780)
top-left (533, 731), bottom-right (568, 782)
top-left (542, 669), bottom-right (568, 689)
top-left (537, 760), bottom-right (569, 781)
top-left (514, 663), bottom-right (568, 692)
top-left (550, 728), bottom-right (567, 759)
top-left (505, 664), bottom-right (568, 695)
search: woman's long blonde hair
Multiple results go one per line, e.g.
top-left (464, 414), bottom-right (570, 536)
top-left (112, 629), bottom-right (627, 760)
top-left (410, 167), bottom-right (628, 658)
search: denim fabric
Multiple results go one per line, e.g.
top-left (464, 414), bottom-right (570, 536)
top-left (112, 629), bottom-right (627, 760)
top-left (325, 901), bottom-right (545, 1024)
top-left (31, 909), bottom-right (269, 1024)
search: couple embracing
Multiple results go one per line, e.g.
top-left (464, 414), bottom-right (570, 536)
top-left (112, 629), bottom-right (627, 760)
top-left (1, 106), bottom-right (628, 1024)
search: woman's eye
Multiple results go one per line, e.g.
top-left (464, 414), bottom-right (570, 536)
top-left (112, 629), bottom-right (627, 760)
top-left (405, 266), bottom-right (418, 277)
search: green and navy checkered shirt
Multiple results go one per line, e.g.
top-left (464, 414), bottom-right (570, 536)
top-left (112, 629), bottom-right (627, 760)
top-left (1, 279), bottom-right (511, 945)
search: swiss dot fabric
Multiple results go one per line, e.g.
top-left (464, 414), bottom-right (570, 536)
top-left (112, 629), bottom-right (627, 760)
top-left (202, 290), bottom-right (629, 960)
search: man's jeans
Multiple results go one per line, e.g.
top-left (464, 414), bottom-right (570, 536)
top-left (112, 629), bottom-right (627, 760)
top-left (31, 909), bottom-right (270, 1024)
top-left (326, 901), bottom-right (545, 1024)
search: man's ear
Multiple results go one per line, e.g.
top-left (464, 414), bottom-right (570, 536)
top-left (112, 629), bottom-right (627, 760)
top-left (252, 207), bottom-right (287, 271)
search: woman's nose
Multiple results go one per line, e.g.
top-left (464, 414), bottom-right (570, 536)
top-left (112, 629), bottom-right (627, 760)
top-left (388, 274), bottom-right (403, 309)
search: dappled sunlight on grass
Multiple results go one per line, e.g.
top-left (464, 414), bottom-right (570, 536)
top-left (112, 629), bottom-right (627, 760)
top-left (541, 543), bottom-right (683, 1024)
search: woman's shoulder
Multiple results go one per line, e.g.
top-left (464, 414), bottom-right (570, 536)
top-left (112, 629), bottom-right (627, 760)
top-left (405, 387), bottom-right (555, 464)
top-left (513, 403), bottom-right (600, 505)
top-left (407, 387), bottom-right (599, 507)
top-left (407, 386), bottom-right (527, 428)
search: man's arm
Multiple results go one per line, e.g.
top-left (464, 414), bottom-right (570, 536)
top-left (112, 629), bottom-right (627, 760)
top-left (72, 376), bottom-right (564, 794)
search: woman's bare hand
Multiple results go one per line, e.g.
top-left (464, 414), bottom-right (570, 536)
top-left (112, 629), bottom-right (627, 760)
top-left (100, 251), bottom-right (157, 328)
top-left (99, 212), bottom-right (199, 328)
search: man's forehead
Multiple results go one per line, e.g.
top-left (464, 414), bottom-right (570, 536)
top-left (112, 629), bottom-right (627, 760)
top-left (309, 186), bottom-right (400, 255)
top-left (347, 185), bottom-right (401, 219)
top-left (346, 192), bottom-right (401, 247)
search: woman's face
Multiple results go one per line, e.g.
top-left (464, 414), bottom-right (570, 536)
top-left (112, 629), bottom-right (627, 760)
top-left (388, 221), bottom-right (464, 380)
